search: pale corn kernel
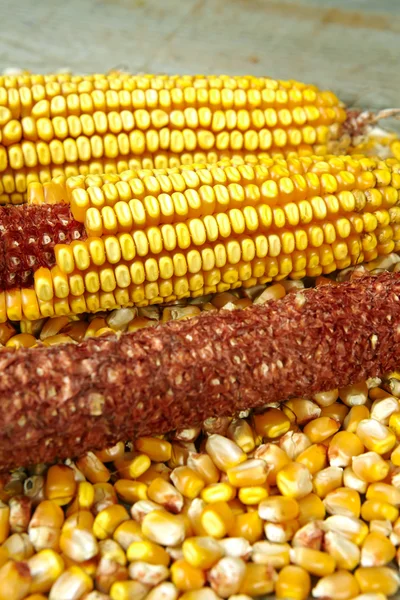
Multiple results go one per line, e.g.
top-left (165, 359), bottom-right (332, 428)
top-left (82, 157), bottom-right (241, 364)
top-left (131, 500), bottom-right (163, 523)
top-left (144, 582), bottom-right (179, 600)
top-left (253, 444), bottom-right (291, 485)
top-left (343, 466), bottom-right (368, 494)
top-left (207, 556), bottom-right (246, 597)
top-left (355, 566), bottom-right (400, 596)
top-left (218, 537), bottom-right (252, 561)
top-left (339, 381), bottom-right (369, 406)
top-left (147, 478), bottom-right (184, 513)
top-left (227, 419), bottom-right (255, 453)
top-left (357, 419), bottom-right (396, 454)
top-left (142, 510), bottom-right (186, 546)
top-left (113, 520), bottom-right (145, 550)
top-left (369, 519), bottom-right (393, 537)
top-left (249, 540), bottom-right (289, 571)
top-left (76, 452), bottom-right (110, 484)
top-left (2, 532), bottom-right (34, 561)
top-left (187, 454), bottom-right (220, 485)
top-left (312, 570), bottom-right (360, 600)
top-left (323, 530), bottom-right (361, 570)
top-left (275, 564), bottom-right (311, 600)
top-left (27, 549), bottom-right (65, 593)
top-left (276, 462), bottom-right (313, 499)
top-left (290, 547), bottom-right (336, 577)
top-left (59, 527), bottom-right (99, 562)
top-left (361, 532), bottom-right (396, 567)
top-left (128, 561), bottom-right (169, 586)
top-left (303, 417), bottom-right (340, 442)
top-left (48, 565), bottom-right (93, 600)
top-left (322, 515), bottom-right (368, 546)
top-left (279, 431), bottom-right (312, 460)
top-left (264, 518), bottom-right (299, 544)
top-left (292, 520), bottom-right (324, 550)
top-left (170, 466), bottom-right (206, 499)
top-left (352, 452), bottom-right (390, 483)
top-left (259, 496), bottom-right (299, 522)
top-left (205, 435), bottom-right (247, 471)
top-left (371, 396), bottom-right (399, 425)
top-left (327, 431), bottom-right (364, 467)
top-left (178, 590), bottom-right (220, 600)
top-left (227, 459), bottom-right (268, 487)
top-left (182, 536), bottom-right (224, 569)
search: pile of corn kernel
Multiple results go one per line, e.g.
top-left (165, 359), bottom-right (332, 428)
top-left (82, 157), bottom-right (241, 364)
top-left (1, 255), bottom-right (400, 600)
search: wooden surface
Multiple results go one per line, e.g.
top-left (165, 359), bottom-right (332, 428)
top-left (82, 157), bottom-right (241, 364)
top-left (0, 0), bottom-right (399, 111)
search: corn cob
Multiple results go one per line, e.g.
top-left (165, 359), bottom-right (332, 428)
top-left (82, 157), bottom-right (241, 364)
top-left (0, 154), bottom-right (399, 323)
top-left (0, 270), bottom-right (399, 469)
top-left (0, 73), bottom-right (349, 203)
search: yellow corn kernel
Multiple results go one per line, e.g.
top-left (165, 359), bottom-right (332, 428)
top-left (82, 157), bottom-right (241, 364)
top-left (227, 418), bottom-right (255, 453)
top-left (361, 532), bottom-right (396, 567)
top-left (339, 381), bottom-right (369, 406)
top-left (239, 563), bottom-right (276, 596)
top-left (200, 501), bottom-right (234, 539)
top-left (283, 399), bottom-right (321, 425)
top-left (170, 466), bottom-right (206, 499)
top-left (95, 441), bottom-right (125, 463)
top-left (290, 546), bottom-right (336, 577)
top-left (313, 388), bottom-right (339, 407)
top-left (93, 505), bottom-right (130, 539)
top-left (297, 493), bottom-right (326, 525)
top-left (147, 477), bottom-right (183, 513)
top-left (0, 501), bottom-right (10, 544)
top-left (227, 459), bottom-right (268, 487)
top-left (182, 536), bottom-right (224, 569)
top-left (366, 482), bottom-right (400, 506)
top-left (275, 564), bottom-right (310, 600)
top-left (76, 452), bottom-right (111, 484)
top-left (230, 510), bottom-right (264, 544)
top-left (114, 452), bottom-right (151, 479)
top-left (0, 560), bottom-right (32, 600)
top-left (109, 580), bottom-right (149, 600)
top-left (201, 482), bottom-right (236, 504)
top-left (135, 437), bottom-right (172, 462)
top-left (323, 487), bottom-right (361, 518)
top-left (253, 408), bottom-right (291, 438)
top-left (170, 559), bottom-right (205, 592)
top-left (303, 417), bottom-right (340, 442)
top-left (238, 484), bottom-right (269, 506)
top-left (114, 479), bottom-right (148, 504)
top-left (355, 566), bottom-right (400, 596)
top-left (361, 499), bottom-right (399, 522)
top-left (276, 462), bottom-right (313, 498)
top-left (352, 452), bottom-right (390, 483)
top-left (313, 466), bottom-right (343, 498)
top-left (44, 464), bottom-right (76, 506)
top-left (126, 540), bottom-right (170, 566)
top-left (296, 443), bottom-right (327, 474)
top-left (343, 405), bottom-right (370, 432)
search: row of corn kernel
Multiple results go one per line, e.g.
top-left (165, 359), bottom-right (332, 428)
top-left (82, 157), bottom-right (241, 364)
top-left (1, 251), bottom-right (399, 351)
top-left (1, 367), bottom-right (400, 599)
top-left (0, 257), bottom-right (400, 598)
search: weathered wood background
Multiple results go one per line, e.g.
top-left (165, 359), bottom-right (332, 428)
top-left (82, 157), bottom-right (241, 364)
top-left (0, 0), bottom-right (399, 112)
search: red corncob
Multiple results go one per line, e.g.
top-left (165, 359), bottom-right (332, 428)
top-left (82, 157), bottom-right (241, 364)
top-left (0, 272), bottom-right (399, 470)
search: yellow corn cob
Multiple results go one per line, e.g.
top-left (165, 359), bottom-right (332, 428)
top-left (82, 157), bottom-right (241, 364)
top-left (2, 153), bottom-right (400, 323)
top-left (0, 72), bottom-right (347, 204)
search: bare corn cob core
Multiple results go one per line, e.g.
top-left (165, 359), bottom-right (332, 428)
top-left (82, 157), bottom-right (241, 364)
top-left (1, 154), bottom-right (400, 322)
top-left (0, 271), bottom-right (399, 470)
top-left (0, 73), bottom-right (347, 203)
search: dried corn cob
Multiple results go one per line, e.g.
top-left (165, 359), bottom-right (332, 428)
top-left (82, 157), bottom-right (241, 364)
top-left (1, 154), bottom-right (400, 323)
top-left (0, 271), bottom-right (399, 469)
top-left (0, 72), bottom-right (349, 203)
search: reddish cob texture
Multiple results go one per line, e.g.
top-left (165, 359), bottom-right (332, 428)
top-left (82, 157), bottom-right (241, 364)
top-left (0, 204), bottom-right (85, 290)
top-left (0, 272), bottom-right (398, 470)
